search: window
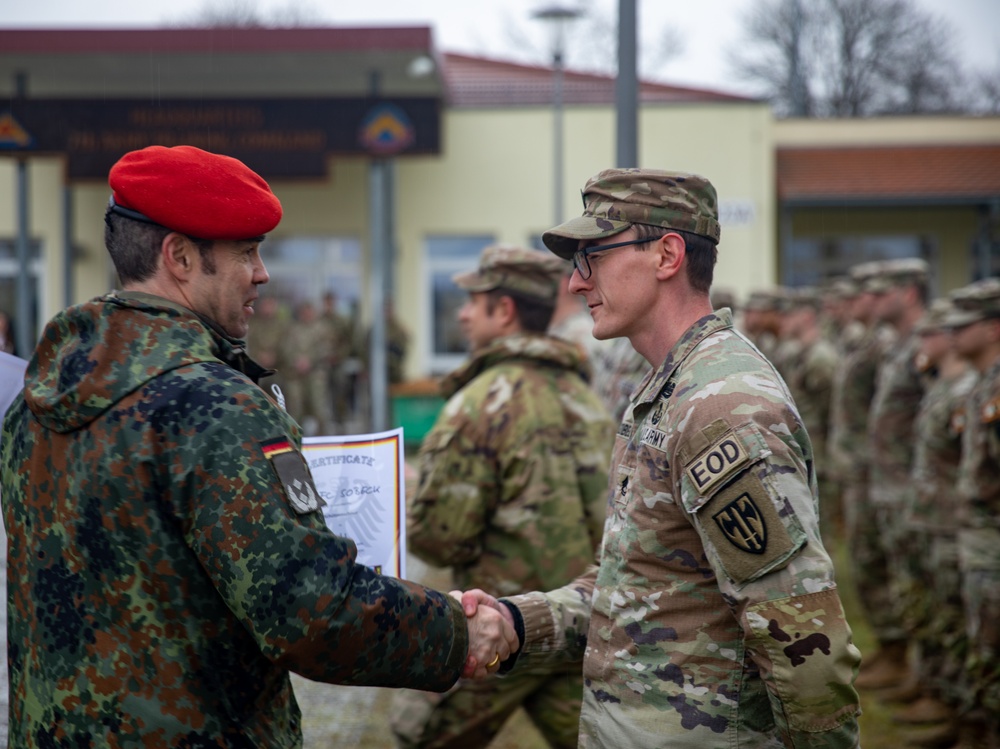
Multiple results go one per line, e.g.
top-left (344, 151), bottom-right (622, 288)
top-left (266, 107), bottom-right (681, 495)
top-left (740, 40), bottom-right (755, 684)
top-left (785, 234), bottom-right (936, 291)
top-left (262, 236), bottom-right (362, 316)
top-left (424, 235), bottom-right (493, 374)
top-left (0, 239), bottom-right (44, 357)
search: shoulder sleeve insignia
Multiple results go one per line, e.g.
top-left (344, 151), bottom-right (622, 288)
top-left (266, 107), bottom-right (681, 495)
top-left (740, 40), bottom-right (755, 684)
top-left (699, 474), bottom-right (802, 585)
top-left (260, 437), bottom-right (325, 515)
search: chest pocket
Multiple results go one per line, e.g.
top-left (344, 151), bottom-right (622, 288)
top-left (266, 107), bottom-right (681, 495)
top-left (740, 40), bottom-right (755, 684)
top-left (679, 420), bottom-right (806, 586)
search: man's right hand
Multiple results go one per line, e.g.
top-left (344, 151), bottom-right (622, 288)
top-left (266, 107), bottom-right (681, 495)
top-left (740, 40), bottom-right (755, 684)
top-left (451, 589), bottom-right (519, 679)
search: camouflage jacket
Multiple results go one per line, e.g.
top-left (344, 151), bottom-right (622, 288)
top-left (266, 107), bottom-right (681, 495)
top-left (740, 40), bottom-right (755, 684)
top-left (280, 316), bottom-right (335, 373)
top-left (409, 332), bottom-right (615, 597)
top-left (506, 310), bottom-right (861, 749)
top-left (867, 331), bottom-right (925, 505)
top-left (908, 368), bottom-right (977, 533)
top-left (784, 337), bottom-right (838, 471)
top-left (957, 355), bottom-right (1000, 565)
top-left (0, 292), bottom-right (467, 748)
top-left (828, 324), bottom-right (895, 477)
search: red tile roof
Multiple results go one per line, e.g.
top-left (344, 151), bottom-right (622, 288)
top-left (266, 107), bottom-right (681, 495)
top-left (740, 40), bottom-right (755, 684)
top-left (441, 52), bottom-right (754, 108)
top-left (0, 27), bottom-right (433, 53)
top-left (778, 145), bottom-right (1000, 203)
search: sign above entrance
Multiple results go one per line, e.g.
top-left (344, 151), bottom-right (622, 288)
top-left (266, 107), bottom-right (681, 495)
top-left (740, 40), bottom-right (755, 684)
top-left (0, 97), bottom-right (441, 179)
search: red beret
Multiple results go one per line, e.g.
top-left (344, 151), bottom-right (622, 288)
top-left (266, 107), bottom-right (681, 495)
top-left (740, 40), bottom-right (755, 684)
top-left (108, 145), bottom-right (282, 240)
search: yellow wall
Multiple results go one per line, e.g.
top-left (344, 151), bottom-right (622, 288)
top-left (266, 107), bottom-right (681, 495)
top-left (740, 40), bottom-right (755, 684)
top-left (7, 107), bottom-right (997, 379)
top-left (394, 101), bottom-right (774, 374)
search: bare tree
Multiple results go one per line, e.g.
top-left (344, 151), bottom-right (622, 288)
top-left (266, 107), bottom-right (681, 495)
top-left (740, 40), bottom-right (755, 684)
top-left (172, 0), bottom-right (322, 28)
top-left (489, 0), bottom-right (683, 81)
top-left (729, 0), bottom-right (971, 117)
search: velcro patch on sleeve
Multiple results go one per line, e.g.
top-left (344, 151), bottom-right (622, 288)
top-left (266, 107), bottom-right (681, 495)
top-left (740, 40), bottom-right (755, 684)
top-left (700, 474), bottom-right (799, 585)
top-left (260, 438), bottom-right (325, 515)
top-left (685, 430), bottom-right (750, 495)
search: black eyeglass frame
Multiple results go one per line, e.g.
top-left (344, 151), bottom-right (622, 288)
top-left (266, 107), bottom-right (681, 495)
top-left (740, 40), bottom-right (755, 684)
top-left (572, 238), bottom-right (653, 280)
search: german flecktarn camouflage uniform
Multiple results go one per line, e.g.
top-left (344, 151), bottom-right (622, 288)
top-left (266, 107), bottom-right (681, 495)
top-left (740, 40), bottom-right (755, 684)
top-left (505, 310), bottom-right (862, 749)
top-left (1, 292), bottom-right (468, 748)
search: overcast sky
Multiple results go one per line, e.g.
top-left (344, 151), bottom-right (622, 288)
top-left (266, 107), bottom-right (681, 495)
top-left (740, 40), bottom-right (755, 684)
top-left (4, 0), bottom-right (999, 95)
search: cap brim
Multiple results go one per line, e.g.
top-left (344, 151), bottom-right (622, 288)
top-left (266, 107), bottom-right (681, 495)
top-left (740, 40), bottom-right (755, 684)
top-left (542, 215), bottom-right (631, 260)
top-left (451, 269), bottom-right (494, 292)
top-left (941, 309), bottom-right (983, 328)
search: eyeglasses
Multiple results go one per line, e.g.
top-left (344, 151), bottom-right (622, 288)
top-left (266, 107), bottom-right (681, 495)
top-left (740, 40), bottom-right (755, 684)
top-left (572, 238), bottom-right (652, 280)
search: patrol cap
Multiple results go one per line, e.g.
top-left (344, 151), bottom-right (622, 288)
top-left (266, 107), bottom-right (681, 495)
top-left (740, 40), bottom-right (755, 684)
top-left (915, 298), bottom-right (957, 334)
top-left (862, 258), bottom-right (929, 294)
top-left (541, 168), bottom-right (721, 260)
top-left (108, 145), bottom-right (282, 240)
top-left (942, 278), bottom-right (1000, 327)
top-left (849, 261), bottom-right (884, 291)
top-left (743, 289), bottom-right (784, 312)
top-left (823, 276), bottom-right (858, 301)
top-left (789, 286), bottom-right (822, 311)
top-left (452, 244), bottom-right (564, 302)
top-left (711, 287), bottom-right (737, 311)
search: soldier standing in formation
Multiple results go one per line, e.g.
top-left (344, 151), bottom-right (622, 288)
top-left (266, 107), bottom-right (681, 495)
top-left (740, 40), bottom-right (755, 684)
top-left (949, 279), bottom-right (1000, 747)
top-left (827, 262), bottom-right (899, 687)
top-left (781, 287), bottom-right (841, 542)
top-left (393, 245), bottom-right (616, 749)
top-left (281, 298), bottom-right (335, 435)
top-left (857, 259), bottom-right (929, 692)
top-left (895, 298), bottom-right (978, 747)
top-left (320, 290), bottom-right (353, 429)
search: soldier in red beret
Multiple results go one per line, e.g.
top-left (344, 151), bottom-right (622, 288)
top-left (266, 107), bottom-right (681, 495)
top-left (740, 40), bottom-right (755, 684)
top-left (1, 145), bottom-right (517, 746)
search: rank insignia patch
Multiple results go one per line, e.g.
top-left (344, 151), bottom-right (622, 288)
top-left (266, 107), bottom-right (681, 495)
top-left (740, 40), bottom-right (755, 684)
top-left (260, 438), bottom-right (325, 514)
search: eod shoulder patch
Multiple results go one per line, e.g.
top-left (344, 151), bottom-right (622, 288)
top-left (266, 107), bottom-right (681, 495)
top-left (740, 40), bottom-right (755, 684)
top-left (260, 437), bottom-right (325, 515)
top-left (682, 427), bottom-right (802, 585)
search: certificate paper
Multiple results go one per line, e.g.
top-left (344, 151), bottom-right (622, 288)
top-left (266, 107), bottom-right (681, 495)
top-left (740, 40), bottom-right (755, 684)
top-left (0, 352), bottom-right (27, 423)
top-left (302, 428), bottom-right (407, 579)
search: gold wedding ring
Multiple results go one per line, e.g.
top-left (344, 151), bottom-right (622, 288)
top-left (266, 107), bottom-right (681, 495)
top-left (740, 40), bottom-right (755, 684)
top-left (486, 653), bottom-right (501, 669)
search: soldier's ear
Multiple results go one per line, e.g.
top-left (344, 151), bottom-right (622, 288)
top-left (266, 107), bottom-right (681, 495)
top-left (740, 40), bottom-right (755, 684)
top-left (653, 232), bottom-right (686, 283)
top-left (161, 233), bottom-right (196, 280)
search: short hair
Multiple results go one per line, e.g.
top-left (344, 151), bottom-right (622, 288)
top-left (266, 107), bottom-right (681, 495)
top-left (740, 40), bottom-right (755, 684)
top-left (485, 288), bottom-right (555, 332)
top-left (104, 209), bottom-right (169, 284)
top-left (631, 223), bottom-right (717, 294)
top-left (104, 209), bottom-right (217, 284)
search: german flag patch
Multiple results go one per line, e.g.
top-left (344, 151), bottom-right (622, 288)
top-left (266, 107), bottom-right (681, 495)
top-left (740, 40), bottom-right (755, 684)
top-left (260, 437), bottom-right (324, 515)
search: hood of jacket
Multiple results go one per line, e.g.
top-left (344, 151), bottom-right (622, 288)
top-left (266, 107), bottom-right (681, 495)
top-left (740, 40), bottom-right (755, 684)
top-left (23, 291), bottom-right (266, 434)
top-left (440, 332), bottom-right (591, 398)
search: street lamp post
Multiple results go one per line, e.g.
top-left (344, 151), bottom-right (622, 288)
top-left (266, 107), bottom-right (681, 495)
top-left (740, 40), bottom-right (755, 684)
top-left (532, 4), bottom-right (583, 227)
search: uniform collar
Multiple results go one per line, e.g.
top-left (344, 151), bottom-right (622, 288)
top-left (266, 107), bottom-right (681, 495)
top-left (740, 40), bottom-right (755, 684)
top-left (632, 309), bottom-right (734, 408)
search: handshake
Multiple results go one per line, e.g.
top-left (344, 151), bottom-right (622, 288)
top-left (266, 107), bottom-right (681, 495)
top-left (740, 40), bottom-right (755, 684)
top-left (451, 589), bottom-right (521, 679)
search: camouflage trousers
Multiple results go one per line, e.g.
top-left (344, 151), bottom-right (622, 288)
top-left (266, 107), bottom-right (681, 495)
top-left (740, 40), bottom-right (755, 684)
top-left (817, 473), bottom-right (845, 548)
top-left (844, 481), bottom-right (908, 645)
top-left (958, 529), bottom-right (1000, 715)
top-left (390, 667), bottom-right (582, 749)
top-left (909, 530), bottom-right (969, 705)
top-left (283, 370), bottom-right (333, 435)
